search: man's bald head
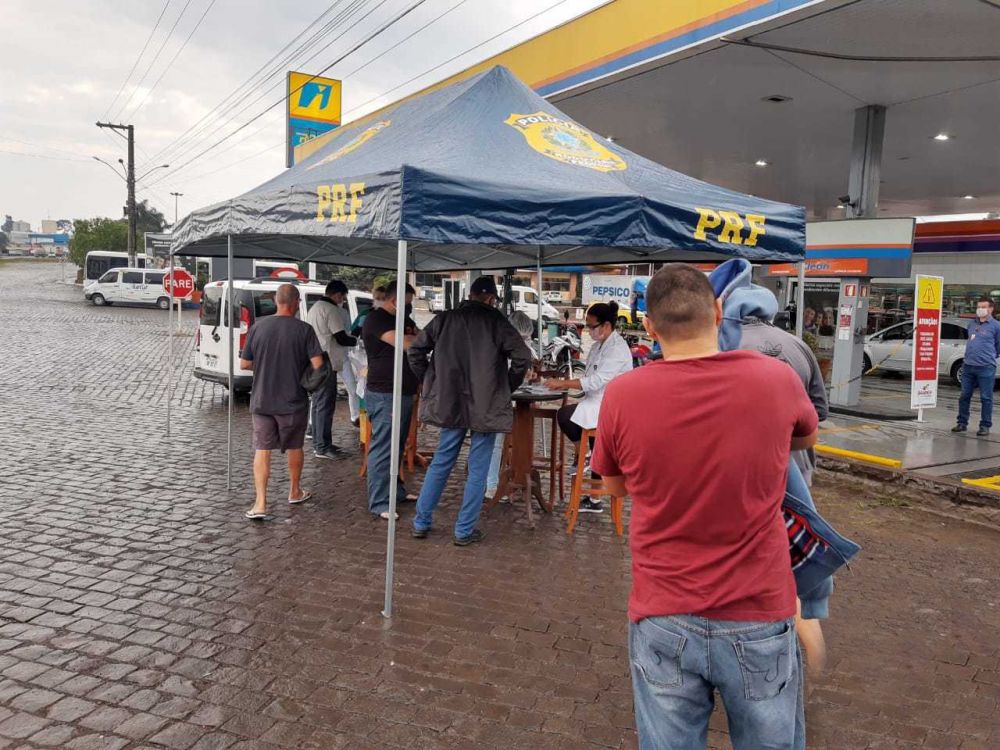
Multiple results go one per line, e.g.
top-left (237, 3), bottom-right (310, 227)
top-left (275, 283), bottom-right (300, 313)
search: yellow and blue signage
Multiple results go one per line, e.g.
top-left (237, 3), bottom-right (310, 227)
top-left (287, 71), bottom-right (342, 167)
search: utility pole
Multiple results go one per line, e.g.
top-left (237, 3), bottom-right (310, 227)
top-left (169, 192), bottom-right (183, 227)
top-left (96, 121), bottom-right (136, 264)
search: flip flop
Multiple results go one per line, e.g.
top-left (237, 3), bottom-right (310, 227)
top-left (402, 494), bottom-right (418, 503)
top-left (244, 509), bottom-right (270, 520)
top-left (288, 490), bottom-right (313, 505)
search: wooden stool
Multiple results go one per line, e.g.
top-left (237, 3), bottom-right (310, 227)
top-left (530, 404), bottom-right (566, 507)
top-left (403, 395), bottom-right (432, 480)
top-left (358, 409), bottom-right (371, 478)
top-left (565, 428), bottom-right (624, 536)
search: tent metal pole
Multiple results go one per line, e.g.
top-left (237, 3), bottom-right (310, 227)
top-left (167, 252), bottom-right (175, 438)
top-left (536, 248), bottom-right (543, 359)
top-left (227, 235), bottom-right (234, 492)
top-left (383, 238), bottom-right (408, 618)
top-left (795, 261), bottom-right (806, 339)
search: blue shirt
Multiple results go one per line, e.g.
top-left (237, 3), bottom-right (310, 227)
top-left (965, 317), bottom-right (1000, 368)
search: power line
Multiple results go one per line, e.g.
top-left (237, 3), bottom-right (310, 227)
top-left (147, 0), bottom-right (355, 167)
top-left (343, 0), bottom-right (571, 120)
top-left (123, 0), bottom-right (219, 121)
top-left (111, 0), bottom-right (195, 122)
top-left (151, 0), bottom-right (419, 185)
top-left (151, 0), bottom-right (378, 171)
top-left (102, 0), bottom-right (173, 119)
top-left (0, 148), bottom-right (91, 163)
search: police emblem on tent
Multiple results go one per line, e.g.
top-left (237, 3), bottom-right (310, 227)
top-left (309, 120), bottom-right (391, 169)
top-left (505, 111), bottom-right (626, 173)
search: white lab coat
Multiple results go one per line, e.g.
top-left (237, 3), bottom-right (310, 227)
top-left (571, 331), bottom-right (633, 429)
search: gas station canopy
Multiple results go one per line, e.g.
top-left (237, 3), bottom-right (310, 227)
top-left (323, 0), bottom-right (1000, 222)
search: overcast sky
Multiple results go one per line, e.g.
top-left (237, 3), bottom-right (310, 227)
top-left (0, 0), bottom-right (603, 228)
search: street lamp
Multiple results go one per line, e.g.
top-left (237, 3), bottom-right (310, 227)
top-left (92, 155), bottom-right (126, 180)
top-left (169, 191), bottom-right (183, 226)
top-left (137, 164), bottom-right (170, 183)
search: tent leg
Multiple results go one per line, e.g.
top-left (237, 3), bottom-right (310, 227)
top-left (227, 235), bottom-right (234, 492)
top-left (795, 261), bottom-right (806, 339)
top-left (167, 253), bottom-right (174, 438)
top-left (383, 239), bottom-right (408, 619)
top-left (536, 248), bottom-right (543, 359)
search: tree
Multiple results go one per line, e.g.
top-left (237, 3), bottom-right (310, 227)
top-left (68, 218), bottom-right (128, 268)
top-left (0, 232), bottom-right (8, 253)
top-left (135, 199), bottom-right (166, 235)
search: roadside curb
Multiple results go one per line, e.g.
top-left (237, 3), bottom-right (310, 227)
top-left (817, 454), bottom-right (1000, 529)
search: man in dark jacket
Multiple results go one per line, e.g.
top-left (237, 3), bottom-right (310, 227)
top-left (409, 276), bottom-right (533, 546)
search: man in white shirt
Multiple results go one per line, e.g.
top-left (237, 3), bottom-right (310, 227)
top-left (306, 279), bottom-right (356, 458)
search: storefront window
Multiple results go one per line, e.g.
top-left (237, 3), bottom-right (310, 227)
top-left (870, 284), bottom-right (1000, 330)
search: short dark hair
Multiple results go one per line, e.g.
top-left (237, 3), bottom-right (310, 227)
top-left (586, 301), bottom-right (619, 327)
top-left (325, 279), bottom-right (348, 296)
top-left (645, 264), bottom-right (716, 339)
top-left (383, 280), bottom-right (416, 300)
top-left (978, 296), bottom-right (995, 307)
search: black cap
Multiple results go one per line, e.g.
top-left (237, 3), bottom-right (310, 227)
top-left (470, 276), bottom-right (498, 297)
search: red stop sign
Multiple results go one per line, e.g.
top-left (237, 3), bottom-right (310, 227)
top-left (163, 268), bottom-right (195, 299)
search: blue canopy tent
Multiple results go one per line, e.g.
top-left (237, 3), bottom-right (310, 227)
top-left (171, 65), bottom-right (805, 617)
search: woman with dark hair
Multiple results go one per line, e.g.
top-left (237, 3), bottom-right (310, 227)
top-left (544, 301), bottom-right (633, 513)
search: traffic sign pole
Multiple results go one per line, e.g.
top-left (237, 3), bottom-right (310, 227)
top-left (167, 254), bottom-right (174, 439)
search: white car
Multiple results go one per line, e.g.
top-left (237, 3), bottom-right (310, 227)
top-left (428, 291), bottom-right (445, 313)
top-left (499, 285), bottom-right (560, 322)
top-left (194, 278), bottom-right (372, 392)
top-left (864, 317), bottom-right (978, 386)
top-left (84, 267), bottom-right (172, 309)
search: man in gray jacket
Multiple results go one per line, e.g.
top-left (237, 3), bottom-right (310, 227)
top-left (306, 279), bottom-right (356, 458)
top-left (740, 318), bottom-right (829, 485)
top-left (409, 276), bottom-right (533, 546)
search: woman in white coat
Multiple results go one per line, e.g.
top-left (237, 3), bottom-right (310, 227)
top-left (544, 301), bottom-right (633, 514)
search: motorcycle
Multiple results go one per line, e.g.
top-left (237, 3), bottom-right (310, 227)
top-left (540, 323), bottom-right (584, 376)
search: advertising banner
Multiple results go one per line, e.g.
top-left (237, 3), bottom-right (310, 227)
top-left (144, 232), bottom-right (173, 259)
top-left (910, 274), bottom-right (944, 410)
top-left (582, 274), bottom-right (648, 307)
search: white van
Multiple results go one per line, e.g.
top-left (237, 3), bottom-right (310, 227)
top-left (500, 285), bottom-right (560, 322)
top-left (194, 277), bottom-right (372, 391)
top-left (84, 267), bottom-right (172, 308)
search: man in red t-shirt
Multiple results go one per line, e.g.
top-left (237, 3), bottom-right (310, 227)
top-left (592, 264), bottom-right (817, 750)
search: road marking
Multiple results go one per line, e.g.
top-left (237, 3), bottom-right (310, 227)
top-left (820, 424), bottom-right (882, 434)
top-left (816, 444), bottom-right (903, 468)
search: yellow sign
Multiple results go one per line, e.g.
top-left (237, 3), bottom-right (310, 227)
top-left (316, 183), bottom-right (365, 223)
top-left (918, 276), bottom-right (943, 308)
top-left (288, 72), bottom-right (342, 123)
top-left (505, 112), bottom-right (626, 172)
top-left (693, 207), bottom-right (766, 247)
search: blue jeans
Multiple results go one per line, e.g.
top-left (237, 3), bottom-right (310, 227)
top-left (365, 391), bottom-right (413, 515)
top-left (486, 435), bottom-right (504, 492)
top-left (958, 364), bottom-right (996, 429)
top-left (414, 428), bottom-right (498, 539)
top-left (630, 615), bottom-right (804, 750)
top-left (310, 372), bottom-right (337, 452)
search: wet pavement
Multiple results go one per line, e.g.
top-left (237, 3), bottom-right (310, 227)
top-left (1, 260), bottom-right (999, 749)
top-left (820, 378), bottom-right (1000, 484)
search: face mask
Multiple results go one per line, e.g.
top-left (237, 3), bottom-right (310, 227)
top-left (977, 307), bottom-right (991, 320)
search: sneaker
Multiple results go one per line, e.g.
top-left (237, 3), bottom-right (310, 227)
top-left (578, 497), bottom-right (604, 514)
top-left (977, 427), bottom-right (990, 437)
top-left (351, 417), bottom-right (360, 428)
top-left (453, 529), bottom-right (487, 546)
top-left (952, 424), bottom-right (968, 433)
top-left (411, 527), bottom-right (429, 539)
top-left (314, 446), bottom-right (343, 459)
top-left (568, 463), bottom-right (590, 477)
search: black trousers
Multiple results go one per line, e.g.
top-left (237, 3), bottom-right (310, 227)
top-left (557, 404), bottom-right (601, 479)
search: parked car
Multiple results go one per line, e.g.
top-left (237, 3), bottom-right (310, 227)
top-left (194, 278), bottom-right (372, 391)
top-left (499, 285), bottom-right (560, 322)
top-left (84, 267), bottom-right (171, 308)
top-left (428, 291), bottom-right (445, 313)
top-left (863, 317), bottom-right (981, 386)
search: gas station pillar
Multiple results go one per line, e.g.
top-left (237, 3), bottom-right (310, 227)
top-left (828, 105), bottom-right (885, 407)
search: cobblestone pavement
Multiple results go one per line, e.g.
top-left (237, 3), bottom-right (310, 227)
top-left (1, 260), bottom-right (999, 749)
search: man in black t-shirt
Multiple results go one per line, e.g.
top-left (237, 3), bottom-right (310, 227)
top-left (240, 284), bottom-right (323, 520)
top-left (361, 280), bottom-right (418, 519)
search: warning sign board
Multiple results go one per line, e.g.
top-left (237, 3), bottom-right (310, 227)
top-left (910, 275), bottom-right (943, 410)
